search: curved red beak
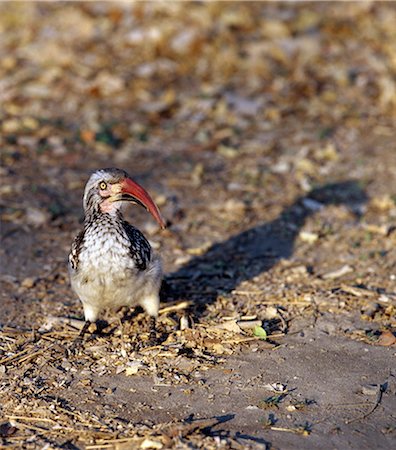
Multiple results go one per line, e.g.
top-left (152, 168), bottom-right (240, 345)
top-left (120, 178), bottom-right (166, 229)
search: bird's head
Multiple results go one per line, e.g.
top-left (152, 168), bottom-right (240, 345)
top-left (83, 168), bottom-right (166, 229)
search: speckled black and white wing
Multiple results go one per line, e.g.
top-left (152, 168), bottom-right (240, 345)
top-left (69, 230), bottom-right (85, 272)
top-left (121, 221), bottom-right (151, 271)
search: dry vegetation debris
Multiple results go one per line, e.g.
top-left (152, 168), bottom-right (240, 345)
top-left (1, 2), bottom-right (396, 449)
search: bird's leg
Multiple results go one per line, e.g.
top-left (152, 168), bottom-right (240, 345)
top-left (149, 316), bottom-right (157, 343)
top-left (79, 320), bottom-right (92, 339)
top-left (118, 317), bottom-right (128, 357)
top-left (68, 320), bottom-right (91, 355)
top-left (138, 295), bottom-right (160, 347)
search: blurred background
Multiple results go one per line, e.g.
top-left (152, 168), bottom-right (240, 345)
top-left (1, 3), bottom-right (396, 447)
top-left (1, 1), bottom-right (395, 323)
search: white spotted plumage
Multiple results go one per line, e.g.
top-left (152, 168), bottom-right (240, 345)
top-left (68, 168), bottom-right (164, 324)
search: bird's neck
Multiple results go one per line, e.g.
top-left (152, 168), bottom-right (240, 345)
top-left (85, 208), bottom-right (124, 224)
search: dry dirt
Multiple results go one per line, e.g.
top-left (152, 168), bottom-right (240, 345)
top-left (1, 2), bottom-right (396, 449)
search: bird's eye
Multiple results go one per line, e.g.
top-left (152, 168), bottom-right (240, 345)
top-left (99, 181), bottom-right (107, 190)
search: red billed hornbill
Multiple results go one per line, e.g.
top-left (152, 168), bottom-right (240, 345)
top-left (69, 168), bottom-right (166, 339)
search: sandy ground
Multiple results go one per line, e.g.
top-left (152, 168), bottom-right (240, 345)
top-left (1, 2), bottom-right (396, 449)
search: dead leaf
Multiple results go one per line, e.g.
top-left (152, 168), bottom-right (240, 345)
top-left (80, 129), bottom-right (95, 144)
top-left (237, 320), bottom-right (262, 330)
top-left (376, 330), bottom-right (396, 346)
top-left (214, 320), bottom-right (242, 333)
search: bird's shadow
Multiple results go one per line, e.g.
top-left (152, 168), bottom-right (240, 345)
top-left (163, 181), bottom-right (368, 320)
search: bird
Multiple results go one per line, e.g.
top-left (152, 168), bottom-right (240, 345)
top-left (68, 168), bottom-right (166, 340)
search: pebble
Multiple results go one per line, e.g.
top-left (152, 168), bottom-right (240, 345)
top-left (302, 198), bottom-right (324, 211)
top-left (154, 194), bottom-right (167, 207)
top-left (25, 207), bottom-right (50, 227)
top-left (262, 306), bottom-right (278, 320)
top-left (21, 277), bottom-right (37, 289)
top-left (148, 239), bottom-right (161, 249)
top-left (271, 160), bottom-right (290, 174)
top-left (217, 144), bottom-right (238, 158)
top-left (174, 255), bottom-right (191, 266)
top-left (141, 439), bottom-right (163, 450)
top-left (299, 231), bottom-right (319, 243)
top-left (0, 275), bottom-right (18, 286)
top-left (361, 384), bottom-right (379, 396)
top-left (171, 29), bottom-right (198, 54)
top-left (180, 315), bottom-right (189, 331)
top-left (224, 198), bottom-right (246, 215)
top-left (145, 222), bottom-right (161, 236)
top-left (361, 303), bottom-right (380, 318)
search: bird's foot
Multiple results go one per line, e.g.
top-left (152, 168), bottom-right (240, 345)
top-left (133, 317), bottom-right (161, 351)
top-left (147, 316), bottom-right (161, 346)
top-left (67, 320), bottom-right (91, 356)
top-left (95, 320), bottom-right (110, 335)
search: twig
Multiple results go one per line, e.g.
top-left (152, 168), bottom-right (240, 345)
top-left (331, 402), bottom-right (371, 408)
top-left (39, 334), bottom-right (59, 342)
top-left (269, 426), bottom-right (310, 435)
top-left (0, 348), bottom-right (30, 365)
top-left (6, 416), bottom-right (56, 424)
top-left (221, 336), bottom-right (260, 344)
top-left (1, 326), bottom-right (32, 334)
top-left (269, 333), bottom-right (286, 338)
top-left (232, 292), bottom-right (312, 306)
top-left (7, 420), bottom-right (50, 434)
top-left (271, 344), bottom-right (287, 351)
top-left (18, 344), bottom-right (56, 365)
top-left (165, 417), bottom-right (219, 438)
top-left (86, 437), bottom-right (143, 449)
top-left (0, 334), bottom-right (17, 343)
top-left (159, 301), bottom-right (191, 315)
top-left (232, 290), bottom-right (264, 295)
top-left (39, 316), bottom-right (85, 332)
top-left (140, 345), bottom-right (163, 353)
top-left (340, 284), bottom-right (376, 298)
top-left (345, 384), bottom-right (385, 424)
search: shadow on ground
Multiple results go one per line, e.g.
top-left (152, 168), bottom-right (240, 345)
top-left (165, 180), bottom-right (368, 318)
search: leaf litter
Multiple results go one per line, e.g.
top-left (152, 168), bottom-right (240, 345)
top-left (1, 1), bottom-right (396, 449)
